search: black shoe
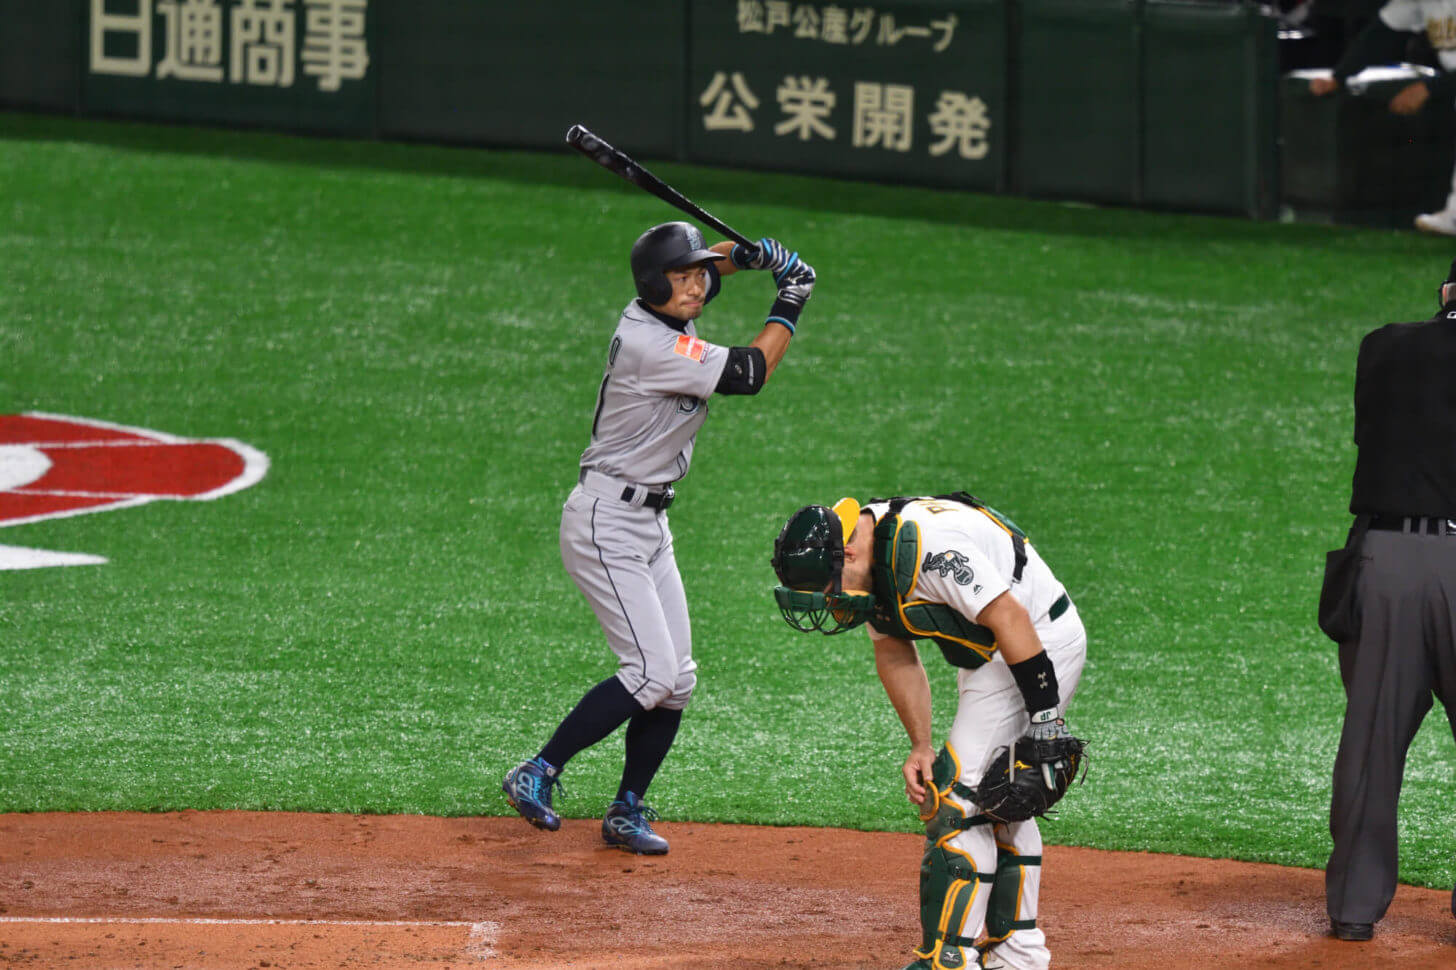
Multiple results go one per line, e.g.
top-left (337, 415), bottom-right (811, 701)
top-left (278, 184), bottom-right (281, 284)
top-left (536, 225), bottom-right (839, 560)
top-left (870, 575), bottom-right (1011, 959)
top-left (1330, 919), bottom-right (1373, 941)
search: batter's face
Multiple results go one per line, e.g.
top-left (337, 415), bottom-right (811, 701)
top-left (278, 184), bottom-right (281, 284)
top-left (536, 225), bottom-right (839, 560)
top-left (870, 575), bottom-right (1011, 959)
top-left (654, 263), bottom-right (711, 321)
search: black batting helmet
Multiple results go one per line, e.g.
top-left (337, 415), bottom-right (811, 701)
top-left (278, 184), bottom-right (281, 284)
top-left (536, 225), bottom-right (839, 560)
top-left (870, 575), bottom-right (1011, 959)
top-left (630, 222), bottom-right (719, 305)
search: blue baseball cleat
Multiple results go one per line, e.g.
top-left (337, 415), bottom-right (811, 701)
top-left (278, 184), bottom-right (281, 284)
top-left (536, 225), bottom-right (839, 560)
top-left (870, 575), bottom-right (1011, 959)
top-left (601, 791), bottom-right (669, 855)
top-left (502, 757), bottom-right (564, 831)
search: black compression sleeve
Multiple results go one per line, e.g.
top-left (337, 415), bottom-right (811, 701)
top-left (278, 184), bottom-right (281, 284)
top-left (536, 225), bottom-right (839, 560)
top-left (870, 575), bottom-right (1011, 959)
top-left (714, 345), bottom-right (768, 396)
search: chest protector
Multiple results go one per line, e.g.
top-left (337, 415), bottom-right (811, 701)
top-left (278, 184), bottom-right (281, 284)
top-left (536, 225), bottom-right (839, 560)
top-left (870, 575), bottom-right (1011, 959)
top-left (868, 493), bottom-right (1030, 670)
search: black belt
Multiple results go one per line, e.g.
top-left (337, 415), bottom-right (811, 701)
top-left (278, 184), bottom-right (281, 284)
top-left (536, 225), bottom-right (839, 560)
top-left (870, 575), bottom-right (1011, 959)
top-left (1369, 515), bottom-right (1456, 536)
top-left (579, 468), bottom-right (674, 511)
top-left (633, 486), bottom-right (674, 510)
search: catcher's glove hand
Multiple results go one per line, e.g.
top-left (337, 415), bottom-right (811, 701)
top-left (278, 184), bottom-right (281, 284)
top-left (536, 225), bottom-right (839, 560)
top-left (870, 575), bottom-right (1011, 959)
top-left (970, 720), bottom-right (1087, 824)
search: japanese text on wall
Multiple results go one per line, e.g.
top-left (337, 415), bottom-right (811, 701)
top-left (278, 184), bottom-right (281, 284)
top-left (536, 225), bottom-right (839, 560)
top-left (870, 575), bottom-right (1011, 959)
top-left (90, 0), bottom-right (369, 93)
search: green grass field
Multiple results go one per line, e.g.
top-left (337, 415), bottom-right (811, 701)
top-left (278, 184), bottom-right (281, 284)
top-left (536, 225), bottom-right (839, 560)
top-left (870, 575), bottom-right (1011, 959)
top-left (2, 110), bottom-right (1453, 891)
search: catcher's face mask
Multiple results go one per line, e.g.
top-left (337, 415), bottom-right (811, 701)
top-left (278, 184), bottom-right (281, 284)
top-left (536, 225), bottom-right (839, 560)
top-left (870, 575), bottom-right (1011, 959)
top-left (771, 499), bottom-right (876, 635)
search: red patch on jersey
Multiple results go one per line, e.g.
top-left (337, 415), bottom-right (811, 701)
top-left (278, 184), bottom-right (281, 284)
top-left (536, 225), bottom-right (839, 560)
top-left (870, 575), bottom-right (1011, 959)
top-left (673, 335), bottom-right (707, 362)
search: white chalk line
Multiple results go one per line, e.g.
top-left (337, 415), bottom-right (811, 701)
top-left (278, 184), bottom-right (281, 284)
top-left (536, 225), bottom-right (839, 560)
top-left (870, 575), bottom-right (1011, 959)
top-left (0, 917), bottom-right (500, 959)
top-left (5, 488), bottom-right (197, 499)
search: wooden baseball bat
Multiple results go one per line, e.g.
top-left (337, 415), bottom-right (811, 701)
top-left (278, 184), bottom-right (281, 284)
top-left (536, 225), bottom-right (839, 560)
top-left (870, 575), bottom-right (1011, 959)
top-left (565, 124), bottom-right (758, 256)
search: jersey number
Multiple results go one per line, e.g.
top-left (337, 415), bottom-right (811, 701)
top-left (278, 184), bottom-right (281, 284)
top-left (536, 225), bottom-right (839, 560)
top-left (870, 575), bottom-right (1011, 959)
top-left (590, 374), bottom-right (610, 438)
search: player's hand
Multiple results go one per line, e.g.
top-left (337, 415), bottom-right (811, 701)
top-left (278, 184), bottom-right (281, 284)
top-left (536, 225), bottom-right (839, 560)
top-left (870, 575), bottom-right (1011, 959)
top-left (1028, 708), bottom-right (1069, 742)
top-left (902, 744), bottom-right (936, 806)
top-left (776, 258), bottom-right (815, 307)
top-left (1390, 80), bottom-right (1430, 115)
top-left (1309, 76), bottom-right (1339, 97)
top-left (1028, 709), bottom-right (1073, 789)
top-left (731, 237), bottom-right (790, 273)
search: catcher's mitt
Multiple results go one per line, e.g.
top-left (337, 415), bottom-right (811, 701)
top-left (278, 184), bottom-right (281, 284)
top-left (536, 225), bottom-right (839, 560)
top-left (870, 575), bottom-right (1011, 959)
top-left (969, 733), bottom-right (1088, 824)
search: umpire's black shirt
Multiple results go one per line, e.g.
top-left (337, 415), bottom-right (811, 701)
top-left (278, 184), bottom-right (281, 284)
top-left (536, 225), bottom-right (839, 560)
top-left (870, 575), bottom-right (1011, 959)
top-left (1350, 301), bottom-right (1456, 517)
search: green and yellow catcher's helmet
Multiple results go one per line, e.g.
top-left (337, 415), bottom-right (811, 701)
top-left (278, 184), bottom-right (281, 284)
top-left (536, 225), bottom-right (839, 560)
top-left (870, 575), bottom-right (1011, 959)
top-left (771, 498), bottom-right (877, 635)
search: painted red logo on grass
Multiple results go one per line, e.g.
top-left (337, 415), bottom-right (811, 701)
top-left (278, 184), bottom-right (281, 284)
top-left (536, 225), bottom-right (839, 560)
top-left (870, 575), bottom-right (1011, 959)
top-left (0, 413), bottom-right (268, 568)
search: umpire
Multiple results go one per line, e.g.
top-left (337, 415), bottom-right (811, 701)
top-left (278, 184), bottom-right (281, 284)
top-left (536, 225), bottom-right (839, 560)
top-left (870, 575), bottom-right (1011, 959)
top-left (1322, 258), bottom-right (1456, 940)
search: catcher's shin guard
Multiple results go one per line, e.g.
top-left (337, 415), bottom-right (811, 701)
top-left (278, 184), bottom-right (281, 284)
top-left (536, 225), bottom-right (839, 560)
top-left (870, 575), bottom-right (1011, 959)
top-left (916, 844), bottom-right (990, 968)
top-left (982, 841), bottom-right (1041, 943)
top-left (914, 747), bottom-right (994, 967)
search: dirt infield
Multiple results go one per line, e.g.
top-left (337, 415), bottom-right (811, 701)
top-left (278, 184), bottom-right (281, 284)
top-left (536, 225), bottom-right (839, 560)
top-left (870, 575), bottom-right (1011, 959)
top-left (0, 812), bottom-right (1451, 969)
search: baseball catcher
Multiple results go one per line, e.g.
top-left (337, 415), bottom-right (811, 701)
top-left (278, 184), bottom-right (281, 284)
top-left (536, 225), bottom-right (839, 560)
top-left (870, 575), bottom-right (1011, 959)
top-left (772, 492), bottom-right (1089, 970)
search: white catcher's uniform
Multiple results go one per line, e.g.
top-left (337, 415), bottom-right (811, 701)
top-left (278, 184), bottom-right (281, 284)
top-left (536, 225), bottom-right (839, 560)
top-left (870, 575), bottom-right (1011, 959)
top-left (865, 498), bottom-right (1087, 970)
top-left (560, 275), bottom-right (732, 711)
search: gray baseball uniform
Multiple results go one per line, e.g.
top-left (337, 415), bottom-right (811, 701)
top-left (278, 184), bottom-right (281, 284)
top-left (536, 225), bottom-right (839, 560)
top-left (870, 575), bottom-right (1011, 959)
top-left (502, 223), bottom-right (809, 849)
top-left (559, 270), bottom-right (730, 710)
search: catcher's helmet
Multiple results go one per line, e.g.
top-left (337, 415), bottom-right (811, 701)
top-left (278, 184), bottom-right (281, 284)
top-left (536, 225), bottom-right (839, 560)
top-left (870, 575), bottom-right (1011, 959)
top-left (631, 222), bottom-right (719, 305)
top-left (771, 500), bottom-right (875, 635)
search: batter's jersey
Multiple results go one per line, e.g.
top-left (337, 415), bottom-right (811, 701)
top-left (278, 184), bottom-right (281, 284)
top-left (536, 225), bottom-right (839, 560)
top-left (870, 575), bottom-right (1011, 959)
top-left (862, 497), bottom-right (1069, 644)
top-left (1381, 0), bottom-right (1456, 69)
top-left (578, 271), bottom-right (731, 485)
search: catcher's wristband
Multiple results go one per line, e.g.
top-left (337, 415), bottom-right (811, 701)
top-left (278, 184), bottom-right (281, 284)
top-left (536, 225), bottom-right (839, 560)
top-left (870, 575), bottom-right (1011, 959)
top-left (1008, 651), bottom-right (1060, 715)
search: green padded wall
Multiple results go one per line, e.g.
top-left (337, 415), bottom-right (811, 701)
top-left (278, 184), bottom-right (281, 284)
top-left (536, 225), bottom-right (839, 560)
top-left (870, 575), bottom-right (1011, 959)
top-left (0, 2), bottom-right (1291, 221)
top-left (1142, 1), bottom-right (1278, 218)
top-left (0, 0), bottom-right (82, 112)
top-left (1015, 0), bottom-right (1141, 203)
top-left (687, 0), bottom-right (1010, 190)
top-left (81, 0), bottom-right (376, 135)
top-left (376, 1), bottom-right (684, 156)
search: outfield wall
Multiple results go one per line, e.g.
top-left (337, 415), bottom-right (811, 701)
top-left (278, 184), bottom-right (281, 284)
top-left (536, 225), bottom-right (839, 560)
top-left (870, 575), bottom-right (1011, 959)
top-left (0, 0), bottom-right (1277, 219)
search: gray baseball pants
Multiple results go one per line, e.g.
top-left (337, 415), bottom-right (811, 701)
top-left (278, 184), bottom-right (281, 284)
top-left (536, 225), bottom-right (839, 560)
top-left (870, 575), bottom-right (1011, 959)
top-left (1326, 528), bottom-right (1456, 924)
top-left (559, 479), bottom-right (697, 711)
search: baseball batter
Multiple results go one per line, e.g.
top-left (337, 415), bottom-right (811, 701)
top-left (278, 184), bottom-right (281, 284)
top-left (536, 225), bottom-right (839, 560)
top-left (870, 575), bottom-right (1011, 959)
top-left (502, 222), bottom-right (815, 854)
top-left (772, 493), bottom-right (1088, 970)
top-left (1309, 0), bottom-right (1456, 234)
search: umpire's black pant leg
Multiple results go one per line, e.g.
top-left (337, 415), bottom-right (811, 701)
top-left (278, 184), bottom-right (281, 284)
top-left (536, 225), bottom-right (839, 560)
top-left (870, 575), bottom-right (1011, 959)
top-left (1438, 666), bottom-right (1456, 921)
top-left (1326, 532), bottom-right (1435, 924)
top-left (1427, 540), bottom-right (1456, 920)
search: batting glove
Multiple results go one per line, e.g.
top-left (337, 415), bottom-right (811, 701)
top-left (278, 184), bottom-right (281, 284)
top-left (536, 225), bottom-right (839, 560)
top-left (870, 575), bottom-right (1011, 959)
top-left (731, 237), bottom-right (791, 274)
top-left (774, 259), bottom-right (815, 308)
